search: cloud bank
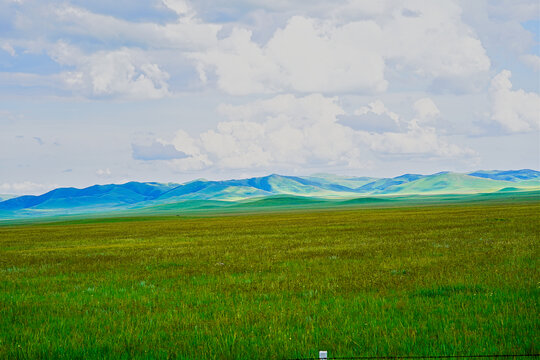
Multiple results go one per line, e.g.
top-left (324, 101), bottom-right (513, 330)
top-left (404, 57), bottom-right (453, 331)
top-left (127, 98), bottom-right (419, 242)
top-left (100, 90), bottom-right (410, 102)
top-left (160, 94), bottom-right (474, 172)
top-left (490, 70), bottom-right (540, 132)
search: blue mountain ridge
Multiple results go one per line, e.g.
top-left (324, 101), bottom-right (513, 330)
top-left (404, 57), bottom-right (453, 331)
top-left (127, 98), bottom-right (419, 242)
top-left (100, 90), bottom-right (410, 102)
top-left (0, 170), bottom-right (538, 217)
top-left (468, 169), bottom-right (540, 181)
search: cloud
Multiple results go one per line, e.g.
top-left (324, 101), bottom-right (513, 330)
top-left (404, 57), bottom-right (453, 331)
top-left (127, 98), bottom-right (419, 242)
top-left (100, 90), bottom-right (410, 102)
top-left (32, 136), bottom-right (44, 145)
top-left (1, 0), bottom-right (492, 98)
top-left (96, 168), bottom-right (112, 177)
top-left (159, 94), bottom-right (472, 171)
top-left (191, 1), bottom-right (490, 95)
top-left (413, 98), bottom-right (440, 121)
top-left (341, 100), bottom-right (402, 132)
top-left (353, 98), bottom-right (470, 158)
top-left (0, 181), bottom-right (56, 195)
top-left (521, 54), bottom-right (540, 72)
top-left (132, 140), bottom-right (188, 160)
top-left (190, 16), bottom-right (386, 95)
top-left (457, 1), bottom-right (537, 73)
top-left (486, 0), bottom-right (540, 22)
top-left (358, 119), bottom-right (472, 158)
top-left (161, 94), bottom-right (360, 170)
top-left (381, 1), bottom-right (490, 79)
top-left (0, 0), bottom-right (221, 99)
top-left (52, 3), bottom-right (220, 50)
top-left (49, 43), bottom-right (170, 99)
top-left (0, 42), bottom-right (15, 56)
top-left (165, 129), bottom-right (212, 171)
top-left (489, 69), bottom-right (540, 132)
top-left (355, 100), bottom-right (400, 123)
top-left (162, 0), bottom-right (193, 17)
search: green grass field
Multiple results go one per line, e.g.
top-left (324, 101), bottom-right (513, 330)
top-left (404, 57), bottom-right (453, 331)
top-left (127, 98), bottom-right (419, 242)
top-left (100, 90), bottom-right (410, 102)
top-left (0, 201), bottom-right (538, 359)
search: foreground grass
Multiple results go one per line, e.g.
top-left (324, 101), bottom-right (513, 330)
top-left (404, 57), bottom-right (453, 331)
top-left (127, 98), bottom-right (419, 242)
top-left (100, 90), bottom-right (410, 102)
top-left (0, 202), bottom-right (538, 359)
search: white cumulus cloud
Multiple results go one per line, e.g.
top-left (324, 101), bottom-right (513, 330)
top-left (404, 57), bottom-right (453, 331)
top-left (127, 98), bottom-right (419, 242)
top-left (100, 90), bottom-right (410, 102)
top-left (382, 0), bottom-right (490, 79)
top-left (191, 17), bottom-right (387, 95)
top-left (490, 70), bottom-right (540, 132)
top-left (0, 181), bottom-right (56, 195)
top-left (355, 100), bottom-right (400, 123)
top-left (160, 94), bottom-right (472, 172)
top-left (52, 3), bottom-right (220, 50)
top-left (521, 54), bottom-right (540, 72)
top-left (96, 168), bottom-right (112, 177)
top-left (191, 0), bottom-right (490, 95)
top-left (358, 119), bottom-right (471, 157)
top-left (50, 43), bottom-right (170, 99)
top-left (413, 98), bottom-right (441, 121)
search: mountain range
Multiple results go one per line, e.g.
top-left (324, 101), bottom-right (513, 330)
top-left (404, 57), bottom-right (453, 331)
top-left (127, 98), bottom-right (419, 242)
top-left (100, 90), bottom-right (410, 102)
top-left (1, 169), bottom-right (539, 219)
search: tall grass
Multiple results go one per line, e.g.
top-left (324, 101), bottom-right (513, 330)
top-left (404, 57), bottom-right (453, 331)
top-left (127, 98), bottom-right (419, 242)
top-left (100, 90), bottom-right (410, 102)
top-left (0, 202), bottom-right (538, 359)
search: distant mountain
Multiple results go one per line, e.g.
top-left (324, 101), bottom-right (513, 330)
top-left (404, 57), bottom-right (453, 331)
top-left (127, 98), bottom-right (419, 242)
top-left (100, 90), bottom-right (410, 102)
top-left (383, 173), bottom-right (516, 195)
top-left (150, 174), bottom-right (359, 202)
top-left (0, 170), bottom-right (539, 219)
top-left (355, 174), bottom-right (426, 193)
top-left (302, 174), bottom-right (376, 189)
top-left (468, 169), bottom-right (540, 182)
top-left (0, 182), bottom-right (179, 211)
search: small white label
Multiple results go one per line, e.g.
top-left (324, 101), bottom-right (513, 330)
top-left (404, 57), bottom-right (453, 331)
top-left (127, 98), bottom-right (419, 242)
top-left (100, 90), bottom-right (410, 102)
top-left (319, 350), bottom-right (328, 359)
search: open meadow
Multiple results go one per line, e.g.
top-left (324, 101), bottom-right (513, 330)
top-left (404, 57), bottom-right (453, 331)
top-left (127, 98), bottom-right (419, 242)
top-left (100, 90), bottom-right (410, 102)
top-left (0, 200), bottom-right (538, 359)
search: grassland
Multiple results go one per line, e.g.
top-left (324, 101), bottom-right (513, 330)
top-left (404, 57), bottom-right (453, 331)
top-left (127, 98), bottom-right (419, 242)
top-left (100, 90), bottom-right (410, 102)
top-left (0, 200), bottom-right (538, 359)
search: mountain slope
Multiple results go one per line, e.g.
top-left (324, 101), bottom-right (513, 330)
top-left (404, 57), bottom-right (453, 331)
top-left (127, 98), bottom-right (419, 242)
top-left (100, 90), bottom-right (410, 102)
top-left (468, 169), bottom-right (540, 182)
top-left (0, 170), bottom-right (539, 219)
top-left (154, 174), bottom-right (358, 201)
top-left (355, 174), bottom-right (426, 193)
top-left (0, 182), bottom-right (179, 211)
top-left (303, 174), bottom-right (376, 188)
top-left (385, 173), bottom-right (516, 194)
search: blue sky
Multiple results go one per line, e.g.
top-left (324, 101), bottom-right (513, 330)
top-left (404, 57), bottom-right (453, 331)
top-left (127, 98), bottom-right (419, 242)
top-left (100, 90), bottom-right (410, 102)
top-left (0, 0), bottom-right (539, 194)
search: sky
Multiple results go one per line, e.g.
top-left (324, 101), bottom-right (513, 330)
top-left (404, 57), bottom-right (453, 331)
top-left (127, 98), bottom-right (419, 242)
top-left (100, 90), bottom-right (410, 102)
top-left (0, 0), bottom-right (539, 194)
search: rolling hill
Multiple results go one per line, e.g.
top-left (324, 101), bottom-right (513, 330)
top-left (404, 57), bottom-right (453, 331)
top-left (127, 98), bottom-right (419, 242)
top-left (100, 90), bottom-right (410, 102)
top-left (0, 169), bottom-right (538, 219)
top-left (468, 169), bottom-right (540, 181)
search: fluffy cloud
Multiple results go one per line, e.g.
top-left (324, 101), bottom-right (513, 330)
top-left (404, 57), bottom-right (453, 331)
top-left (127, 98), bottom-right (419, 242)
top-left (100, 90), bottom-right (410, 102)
top-left (0, 0), bottom-right (222, 99)
top-left (0, 42), bottom-right (15, 56)
top-left (52, 3), bottom-right (220, 50)
top-left (96, 168), bottom-right (112, 177)
top-left (355, 100), bottom-right (400, 123)
top-left (175, 94), bottom-right (358, 169)
top-left (413, 98), bottom-right (440, 121)
top-left (50, 43), bottom-right (170, 99)
top-left (354, 98), bottom-right (470, 158)
top-left (166, 130), bottom-right (213, 171)
top-left (162, 0), bottom-right (193, 17)
top-left (382, 1), bottom-right (490, 79)
top-left (0, 181), bottom-right (56, 195)
top-left (132, 141), bottom-right (187, 161)
top-left (1, 0), bottom-right (492, 98)
top-left (191, 18), bottom-right (387, 95)
top-left (521, 54), bottom-right (540, 72)
top-left (457, 1), bottom-right (538, 81)
top-left (191, 0), bottom-right (490, 95)
top-left (358, 120), bottom-right (470, 157)
top-left (490, 70), bottom-right (540, 132)
top-left (159, 94), bottom-right (471, 171)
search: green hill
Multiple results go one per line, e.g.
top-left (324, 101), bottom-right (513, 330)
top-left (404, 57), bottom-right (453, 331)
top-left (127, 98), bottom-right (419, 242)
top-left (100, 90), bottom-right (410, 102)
top-left (1, 170), bottom-right (539, 220)
top-left (384, 173), bottom-right (517, 195)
